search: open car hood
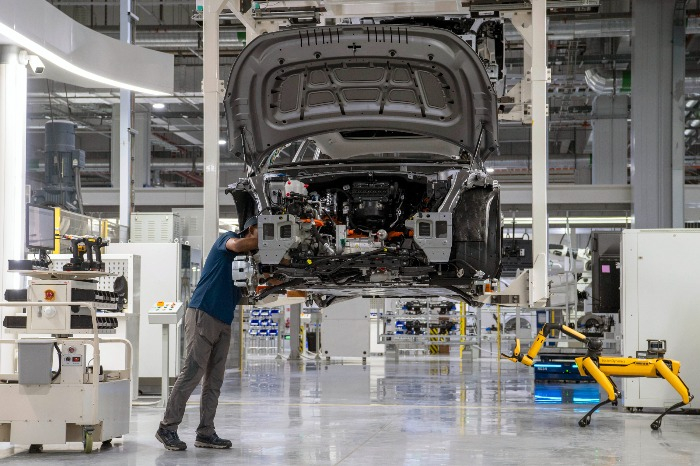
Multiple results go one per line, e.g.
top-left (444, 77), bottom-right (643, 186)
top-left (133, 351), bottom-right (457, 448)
top-left (224, 25), bottom-right (497, 173)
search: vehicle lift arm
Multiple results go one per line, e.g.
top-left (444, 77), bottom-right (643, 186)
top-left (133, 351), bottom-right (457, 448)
top-left (502, 323), bottom-right (693, 430)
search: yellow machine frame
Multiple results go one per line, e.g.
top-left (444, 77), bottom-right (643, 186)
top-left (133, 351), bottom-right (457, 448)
top-left (502, 323), bottom-right (693, 430)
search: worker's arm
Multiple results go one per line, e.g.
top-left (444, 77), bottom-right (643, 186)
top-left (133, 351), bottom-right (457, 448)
top-left (226, 235), bottom-right (258, 253)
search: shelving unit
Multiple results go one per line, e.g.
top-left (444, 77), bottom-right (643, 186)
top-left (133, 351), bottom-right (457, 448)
top-left (378, 299), bottom-right (478, 356)
top-left (243, 306), bottom-right (284, 358)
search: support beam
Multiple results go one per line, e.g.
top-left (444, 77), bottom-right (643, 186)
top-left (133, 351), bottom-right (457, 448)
top-left (591, 95), bottom-right (628, 185)
top-left (110, 103), bottom-right (120, 188)
top-left (79, 184), bottom-right (633, 209)
top-left (133, 108), bottom-right (152, 188)
top-left (119, 0), bottom-right (133, 241)
top-left (631, 0), bottom-right (676, 228)
top-left (289, 303), bottom-right (301, 360)
top-left (0, 45), bottom-right (27, 373)
top-left (672, 2), bottom-right (686, 227)
top-left (202, 0), bottom-right (228, 250)
top-left (530, 0), bottom-right (549, 306)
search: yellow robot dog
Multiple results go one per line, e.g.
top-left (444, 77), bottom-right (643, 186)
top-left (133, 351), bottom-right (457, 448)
top-left (501, 323), bottom-right (693, 430)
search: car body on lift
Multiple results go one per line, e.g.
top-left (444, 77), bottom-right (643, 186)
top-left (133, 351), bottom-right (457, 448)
top-left (224, 25), bottom-right (501, 305)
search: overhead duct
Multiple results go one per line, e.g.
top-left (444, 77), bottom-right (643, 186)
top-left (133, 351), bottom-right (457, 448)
top-left (504, 16), bottom-right (700, 41)
top-left (33, 158), bottom-right (245, 173)
top-left (97, 28), bottom-right (246, 50)
top-left (584, 69), bottom-right (630, 95)
top-left (134, 30), bottom-right (246, 50)
top-left (585, 68), bottom-right (700, 95)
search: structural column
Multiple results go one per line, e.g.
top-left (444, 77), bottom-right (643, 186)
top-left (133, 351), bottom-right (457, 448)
top-left (530, 0), bottom-right (549, 305)
top-left (119, 0), bottom-right (133, 241)
top-left (289, 304), bottom-right (301, 360)
top-left (110, 103), bottom-right (120, 188)
top-left (0, 45), bottom-right (27, 372)
top-left (671, 3), bottom-right (686, 227)
top-left (592, 95), bottom-right (629, 185)
top-left (133, 108), bottom-right (152, 188)
top-left (630, 0), bottom-right (681, 228)
top-left (202, 0), bottom-right (227, 250)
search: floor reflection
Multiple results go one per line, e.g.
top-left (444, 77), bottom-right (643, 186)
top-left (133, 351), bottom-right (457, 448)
top-left (534, 383), bottom-right (601, 404)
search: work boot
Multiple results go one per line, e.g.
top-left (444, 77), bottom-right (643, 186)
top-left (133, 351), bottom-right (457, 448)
top-left (155, 427), bottom-right (187, 451)
top-left (194, 432), bottom-right (232, 449)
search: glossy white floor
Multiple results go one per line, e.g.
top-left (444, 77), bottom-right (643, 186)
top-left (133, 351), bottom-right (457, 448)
top-left (1, 356), bottom-right (699, 465)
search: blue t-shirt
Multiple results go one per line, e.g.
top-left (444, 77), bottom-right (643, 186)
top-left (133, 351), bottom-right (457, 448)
top-left (189, 231), bottom-right (241, 325)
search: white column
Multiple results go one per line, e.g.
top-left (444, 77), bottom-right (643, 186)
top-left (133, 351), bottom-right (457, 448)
top-left (592, 95), bottom-right (628, 185)
top-left (119, 0), bottom-right (133, 242)
top-left (110, 103), bottom-right (120, 188)
top-left (530, 0), bottom-right (549, 306)
top-left (630, 0), bottom-right (675, 228)
top-left (671, 4), bottom-right (686, 227)
top-left (0, 45), bottom-right (27, 372)
top-left (202, 0), bottom-right (226, 250)
top-left (133, 108), bottom-right (152, 188)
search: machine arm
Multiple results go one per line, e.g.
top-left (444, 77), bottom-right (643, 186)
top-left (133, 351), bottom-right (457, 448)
top-left (501, 323), bottom-right (591, 366)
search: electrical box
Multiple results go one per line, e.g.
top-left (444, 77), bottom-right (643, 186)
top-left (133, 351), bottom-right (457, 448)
top-left (148, 301), bottom-right (184, 325)
top-left (130, 213), bottom-right (182, 243)
top-left (591, 231), bottom-right (621, 313)
top-left (18, 339), bottom-right (54, 385)
top-left (60, 343), bottom-right (86, 384)
top-left (501, 238), bottom-right (533, 276)
top-left (25, 280), bottom-right (97, 334)
top-left (621, 230), bottom-right (699, 409)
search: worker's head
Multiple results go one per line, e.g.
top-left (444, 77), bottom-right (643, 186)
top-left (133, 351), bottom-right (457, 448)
top-left (241, 217), bottom-right (258, 238)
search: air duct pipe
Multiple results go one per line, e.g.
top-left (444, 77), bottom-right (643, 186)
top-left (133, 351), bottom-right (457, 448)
top-left (504, 16), bottom-right (700, 41)
top-left (585, 68), bottom-right (700, 95)
top-left (98, 28), bottom-right (246, 50)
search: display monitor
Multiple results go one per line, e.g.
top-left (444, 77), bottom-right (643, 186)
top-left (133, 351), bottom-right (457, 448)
top-left (26, 204), bottom-right (56, 251)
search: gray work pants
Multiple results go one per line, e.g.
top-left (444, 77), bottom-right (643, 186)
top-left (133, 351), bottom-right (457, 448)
top-left (160, 307), bottom-right (232, 436)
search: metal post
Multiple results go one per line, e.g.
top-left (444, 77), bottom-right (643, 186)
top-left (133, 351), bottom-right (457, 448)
top-left (133, 109), bottom-right (152, 188)
top-left (110, 104), bottom-right (120, 188)
top-left (672, 2), bottom-right (686, 227)
top-left (161, 324), bottom-right (169, 407)
top-left (119, 0), bottom-right (133, 242)
top-left (0, 45), bottom-right (27, 374)
top-left (202, 0), bottom-right (227, 250)
top-left (289, 303), bottom-right (301, 360)
top-left (591, 95), bottom-right (629, 185)
top-left (530, 0), bottom-right (549, 305)
top-left (476, 305), bottom-right (482, 358)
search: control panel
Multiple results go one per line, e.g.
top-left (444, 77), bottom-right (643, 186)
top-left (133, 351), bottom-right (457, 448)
top-left (148, 301), bottom-right (184, 325)
top-left (60, 343), bottom-right (86, 384)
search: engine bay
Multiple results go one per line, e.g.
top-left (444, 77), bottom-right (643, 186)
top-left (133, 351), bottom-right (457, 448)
top-left (264, 174), bottom-right (447, 264)
top-left (228, 165), bottom-right (501, 303)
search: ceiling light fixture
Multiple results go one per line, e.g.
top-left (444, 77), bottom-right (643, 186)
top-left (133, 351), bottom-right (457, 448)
top-left (218, 139), bottom-right (227, 145)
top-left (152, 103), bottom-right (165, 110)
top-left (0, 22), bottom-right (170, 96)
